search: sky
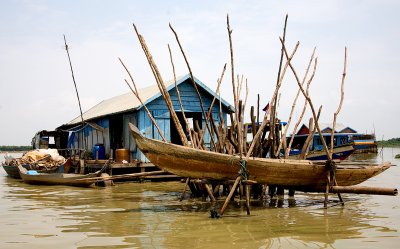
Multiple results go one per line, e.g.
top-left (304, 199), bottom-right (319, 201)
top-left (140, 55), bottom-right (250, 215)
top-left (0, 0), bottom-right (399, 145)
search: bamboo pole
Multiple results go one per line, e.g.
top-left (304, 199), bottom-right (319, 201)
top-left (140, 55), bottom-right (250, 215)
top-left (245, 41), bottom-right (300, 160)
top-left (270, 14), bottom-right (289, 158)
top-left (330, 47), bottom-right (347, 157)
top-left (119, 58), bottom-right (167, 142)
top-left (168, 44), bottom-right (194, 147)
top-left (331, 186), bottom-right (397, 196)
top-left (328, 47), bottom-right (347, 206)
top-left (169, 23), bottom-right (215, 147)
top-left (285, 56), bottom-right (317, 158)
top-left (198, 64), bottom-right (227, 145)
top-left (245, 184), bottom-right (251, 215)
top-left (280, 39), bottom-right (334, 208)
top-left (300, 118), bottom-right (314, 159)
top-left (227, 15), bottom-right (238, 113)
top-left (279, 38), bottom-right (331, 161)
top-left (299, 107), bottom-right (321, 159)
top-left (276, 47), bottom-right (316, 158)
top-left (280, 39), bottom-right (348, 207)
top-left (180, 177), bottom-right (190, 201)
top-left (133, 24), bottom-right (189, 146)
top-left (204, 184), bottom-right (216, 202)
top-left (75, 170), bottom-right (165, 181)
top-left (226, 15), bottom-right (244, 161)
top-left (219, 175), bottom-right (241, 215)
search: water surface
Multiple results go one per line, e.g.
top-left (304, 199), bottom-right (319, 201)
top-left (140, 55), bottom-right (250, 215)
top-left (0, 149), bottom-right (399, 248)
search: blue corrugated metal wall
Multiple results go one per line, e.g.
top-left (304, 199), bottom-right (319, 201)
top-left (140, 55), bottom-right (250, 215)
top-left (68, 118), bottom-right (110, 156)
top-left (131, 80), bottom-right (229, 163)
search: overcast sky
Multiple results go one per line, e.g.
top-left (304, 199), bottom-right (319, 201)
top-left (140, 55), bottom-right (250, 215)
top-left (0, 0), bottom-right (399, 145)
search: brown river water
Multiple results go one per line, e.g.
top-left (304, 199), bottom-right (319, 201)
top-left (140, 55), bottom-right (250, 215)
top-left (0, 148), bottom-right (399, 249)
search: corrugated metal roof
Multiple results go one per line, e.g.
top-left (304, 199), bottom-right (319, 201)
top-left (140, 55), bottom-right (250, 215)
top-left (66, 84), bottom-right (158, 125)
top-left (299, 123), bottom-right (353, 133)
top-left (319, 123), bottom-right (346, 132)
top-left (64, 74), bottom-right (233, 126)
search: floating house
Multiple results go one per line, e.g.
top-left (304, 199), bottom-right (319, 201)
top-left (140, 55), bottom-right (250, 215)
top-left (56, 74), bottom-right (233, 165)
top-left (290, 123), bottom-right (377, 153)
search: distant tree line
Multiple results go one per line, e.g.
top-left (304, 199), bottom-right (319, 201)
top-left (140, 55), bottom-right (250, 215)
top-left (377, 138), bottom-right (400, 147)
top-left (0, 145), bottom-right (32, 152)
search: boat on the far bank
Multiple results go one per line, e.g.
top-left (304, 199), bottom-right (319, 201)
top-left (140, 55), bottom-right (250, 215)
top-left (289, 123), bottom-right (377, 154)
top-left (288, 144), bottom-right (355, 161)
top-left (351, 134), bottom-right (378, 153)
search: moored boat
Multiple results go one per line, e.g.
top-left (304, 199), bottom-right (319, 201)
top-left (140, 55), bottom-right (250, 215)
top-left (1, 149), bottom-right (69, 179)
top-left (1, 164), bottom-right (62, 179)
top-left (289, 144), bottom-right (355, 161)
top-left (351, 134), bottom-right (378, 153)
top-left (17, 165), bottom-right (102, 187)
top-left (129, 123), bottom-right (391, 190)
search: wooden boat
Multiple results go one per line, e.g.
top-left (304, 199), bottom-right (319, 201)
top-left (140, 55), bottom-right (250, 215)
top-left (17, 165), bottom-right (102, 187)
top-left (351, 134), bottom-right (378, 153)
top-left (129, 123), bottom-right (391, 190)
top-left (2, 164), bottom-right (25, 179)
top-left (289, 144), bottom-right (355, 161)
top-left (1, 164), bottom-right (62, 179)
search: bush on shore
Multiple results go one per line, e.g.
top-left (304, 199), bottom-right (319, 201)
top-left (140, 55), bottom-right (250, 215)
top-left (0, 146), bottom-right (32, 152)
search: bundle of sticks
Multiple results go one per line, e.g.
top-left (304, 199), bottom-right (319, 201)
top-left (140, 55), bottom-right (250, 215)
top-left (119, 14), bottom-right (348, 212)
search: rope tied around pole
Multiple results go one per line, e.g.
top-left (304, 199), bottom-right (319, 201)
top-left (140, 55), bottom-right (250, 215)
top-left (325, 160), bottom-right (337, 185)
top-left (239, 159), bottom-right (248, 180)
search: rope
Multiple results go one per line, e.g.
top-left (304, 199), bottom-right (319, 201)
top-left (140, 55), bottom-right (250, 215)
top-left (325, 160), bottom-right (337, 185)
top-left (239, 159), bottom-right (248, 180)
top-left (101, 159), bottom-right (111, 173)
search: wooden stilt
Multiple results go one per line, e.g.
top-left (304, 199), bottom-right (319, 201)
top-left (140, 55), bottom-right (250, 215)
top-left (324, 172), bottom-right (330, 208)
top-left (180, 177), bottom-right (190, 201)
top-left (219, 175), bottom-right (241, 216)
top-left (277, 187), bottom-right (285, 196)
top-left (204, 184), bottom-right (216, 202)
top-left (245, 185), bottom-right (251, 215)
top-left (213, 184), bottom-right (221, 197)
top-left (334, 179), bottom-right (344, 205)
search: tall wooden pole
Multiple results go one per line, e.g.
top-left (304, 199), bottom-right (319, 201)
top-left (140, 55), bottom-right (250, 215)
top-left (63, 35), bottom-right (86, 150)
top-left (169, 23), bottom-right (215, 147)
top-left (133, 24), bottom-right (189, 146)
top-left (119, 58), bottom-right (166, 142)
top-left (270, 14), bottom-right (289, 157)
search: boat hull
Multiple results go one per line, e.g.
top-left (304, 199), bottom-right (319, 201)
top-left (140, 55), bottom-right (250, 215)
top-left (17, 166), bottom-right (100, 187)
top-left (129, 123), bottom-right (390, 188)
top-left (2, 164), bottom-right (62, 179)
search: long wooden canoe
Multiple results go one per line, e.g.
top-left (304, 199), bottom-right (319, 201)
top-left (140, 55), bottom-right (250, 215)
top-left (129, 123), bottom-right (391, 189)
top-left (17, 165), bottom-right (101, 187)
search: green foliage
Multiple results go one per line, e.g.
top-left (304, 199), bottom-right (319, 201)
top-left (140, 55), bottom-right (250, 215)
top-left (377, 137), bottom-right (400, 147)
top-left (0, 145), bottom-right (32, 152)
top-left (395, 154), bottom-right (400, 159)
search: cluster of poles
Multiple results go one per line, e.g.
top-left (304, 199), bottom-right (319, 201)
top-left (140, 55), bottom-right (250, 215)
top-left (119, 15), bottom-right (348, 216)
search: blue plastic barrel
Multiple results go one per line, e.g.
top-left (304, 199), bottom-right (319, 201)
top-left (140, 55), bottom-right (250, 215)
top-left (93, 144), bottom-right (105, 160)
